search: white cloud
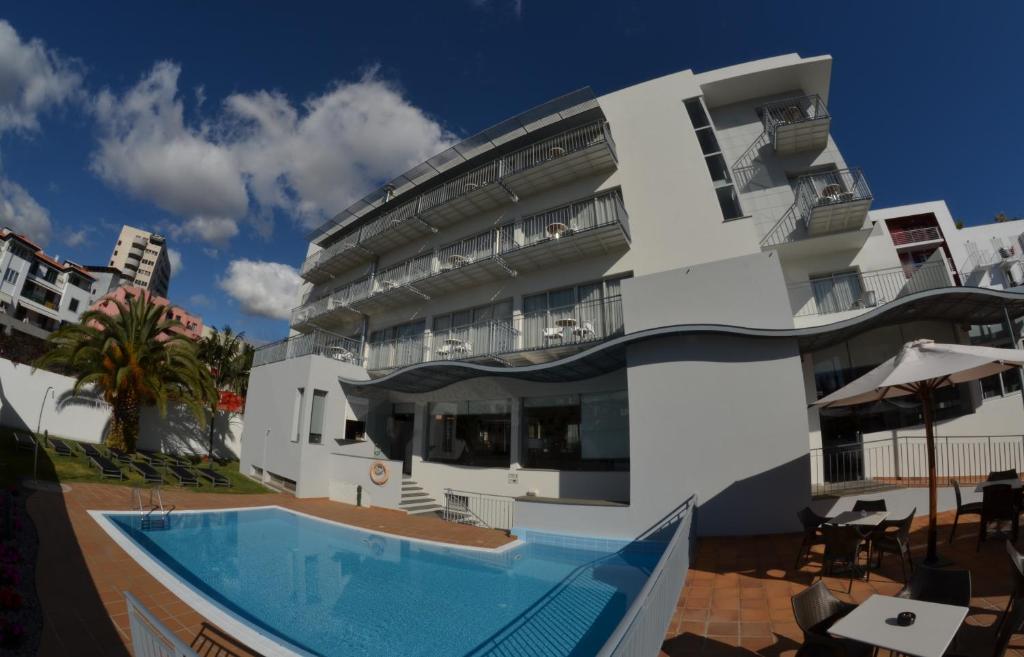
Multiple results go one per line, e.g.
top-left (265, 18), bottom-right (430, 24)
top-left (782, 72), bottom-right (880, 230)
top-left (188, 293), bottom-right (212, 308)
top-left (0, 178), bottom-right (52, 244)
top-left (90, 62), bottom-right (453, 245)
top-left (0, 20), bottom-right (82, 134)
top-left (62, 226), bottom-right (89, 247)
top-left (218, 259), bottom-right (302, 320)
top-left (167, 247), bottom-right (183, 276)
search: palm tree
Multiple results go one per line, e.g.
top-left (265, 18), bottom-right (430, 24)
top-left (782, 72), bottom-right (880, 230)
top-left (36, 295), bottom-right (216, 452)
top-left (197, 326), bottom-right (254, 459)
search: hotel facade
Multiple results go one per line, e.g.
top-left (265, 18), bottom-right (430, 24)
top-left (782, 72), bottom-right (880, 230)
top-left (240, 54), bottom-right (1024, 539)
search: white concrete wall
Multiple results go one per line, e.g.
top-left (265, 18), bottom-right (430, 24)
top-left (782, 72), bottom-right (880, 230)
top-left (329, 440), bottom-right (402, 509)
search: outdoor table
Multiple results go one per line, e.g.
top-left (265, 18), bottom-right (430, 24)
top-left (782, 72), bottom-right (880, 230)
top-left (829, 594), bottom-right (968, 657)
top-left (976, 479), bottom-right (1024, 492)
top-left (826, 510), bottom-right (888, 528)
top-left (546, 222), bottom-right (569, 239)
top-left (555, 318), bottom-right (578, 328)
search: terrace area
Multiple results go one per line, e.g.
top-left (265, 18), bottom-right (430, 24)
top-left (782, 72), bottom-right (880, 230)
top-left (760, 94), bottom-right (831, 155)
top-left (761, 169), bottom-right (874, 250)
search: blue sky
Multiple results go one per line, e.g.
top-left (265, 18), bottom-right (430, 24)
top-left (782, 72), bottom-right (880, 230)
top-left (0, 1), bottom-right (1021, 342)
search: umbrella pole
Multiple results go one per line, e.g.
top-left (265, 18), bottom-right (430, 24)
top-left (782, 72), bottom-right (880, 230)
top-left (922, 386), bottom-right (940, 564)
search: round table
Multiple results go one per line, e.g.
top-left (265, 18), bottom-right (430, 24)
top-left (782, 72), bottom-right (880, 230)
top-left (555, 318), bottom-right (578, 328)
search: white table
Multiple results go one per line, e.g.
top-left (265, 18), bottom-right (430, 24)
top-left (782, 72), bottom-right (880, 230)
top-left (976, 479), bottom-right (1024, 492)
top-left (827, 510), bottom-right (887, 528)
top-left (829, 594), bottom-right (968, 657)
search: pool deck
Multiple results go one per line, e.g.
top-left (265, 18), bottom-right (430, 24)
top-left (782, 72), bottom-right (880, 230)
top-left (28, 482), bottom-right (514, 657)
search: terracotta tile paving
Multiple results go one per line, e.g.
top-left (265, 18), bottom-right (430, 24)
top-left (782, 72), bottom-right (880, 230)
top-left (26, 482), bottom-right (513, 656)
top-left (663, 509), bottom-right (1024, 657)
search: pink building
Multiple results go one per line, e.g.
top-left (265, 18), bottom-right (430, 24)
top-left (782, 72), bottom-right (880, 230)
top-left (89, 286), bottom-right (204, 340)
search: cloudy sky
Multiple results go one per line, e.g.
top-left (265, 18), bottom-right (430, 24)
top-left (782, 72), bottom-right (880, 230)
top-left (1, 2), bottom-right (1022, 342)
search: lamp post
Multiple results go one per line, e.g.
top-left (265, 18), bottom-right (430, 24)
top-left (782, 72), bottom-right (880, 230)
top-left (33, 386), bottom-right (55, 484)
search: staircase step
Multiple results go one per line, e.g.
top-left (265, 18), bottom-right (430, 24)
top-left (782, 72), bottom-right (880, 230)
top-left (402, 491), bottom-right (430, 499)
top-left (402, 503), bottom-right (443, 513)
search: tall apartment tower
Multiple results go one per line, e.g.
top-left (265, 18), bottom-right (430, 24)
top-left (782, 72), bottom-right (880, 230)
top-left (107, 225), bottom-right (171, 297)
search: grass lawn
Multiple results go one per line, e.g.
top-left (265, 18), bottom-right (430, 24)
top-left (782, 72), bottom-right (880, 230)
top-left (0, 427), bottom-right (269, 494)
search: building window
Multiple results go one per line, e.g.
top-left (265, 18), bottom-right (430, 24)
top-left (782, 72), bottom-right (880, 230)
top-left (308, 390), bottom-right (327, 444)
top-left (69, 298), bottom-right (79, 312)
top-left (684, 98), bottom-right (744, 221)
top-left (522, 391), bottom-right (630, 471)
top-left (970, 322), bottom-right (1024, 399)
top-left (427, 400), bottom-right (511, 467)
top-left (292, 388), bottom-right (305, 443)
top-left (368, 319), bottom-right (426, 369)
top-left (3, 269), bottom-right (17, 284)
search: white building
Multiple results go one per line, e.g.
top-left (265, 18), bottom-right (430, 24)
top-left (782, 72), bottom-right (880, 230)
top-left (240, 54), bottom-right (1024, 539)
top-left (108, 225), bottom-right (172, 297)
top-left (0, 228), bottom-right (96, 333)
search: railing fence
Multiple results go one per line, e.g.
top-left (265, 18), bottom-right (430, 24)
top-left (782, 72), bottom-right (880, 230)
top-left (253, 330), bottom-right (362, 368)
top-left (442, 488), bottom-right (516, 530)
top-left (788, 260), bottom-right (952, 318)
top-left (126, 592), bottom-right (200, 657)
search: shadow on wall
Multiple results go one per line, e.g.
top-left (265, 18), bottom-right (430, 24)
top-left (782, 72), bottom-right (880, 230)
top-left (137, 405), bottom-right (241, 459)
top-left (0, 369), bottom-right (31, 434)
top-left (695, 454), bottom-right (810, 537)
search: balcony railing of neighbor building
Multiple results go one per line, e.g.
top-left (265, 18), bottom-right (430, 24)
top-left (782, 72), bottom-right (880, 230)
top-left (811, 435), bottom-right (1024, 497)
top-left (252, 330), bottom-right (362, 368)
top-left (787, 260), bottom-right (953, 318)
top-left (889, 226), bottom-right (942, 247)
top-left (760, 94), bottom-right (831, 155)
top-left (290, 190), bottom-right (629, 329)
top-left (761, 168), bottom-right (873, 248)
top-left (364, 295), bottom-right (624, 371)
top-left (442, 489), bottom-right (516, 530)
top-left (300, 120), bottom-right (617, 283)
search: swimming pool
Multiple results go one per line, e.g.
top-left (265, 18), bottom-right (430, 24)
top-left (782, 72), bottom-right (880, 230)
top-left (96, 507), bottom-right (663, 657)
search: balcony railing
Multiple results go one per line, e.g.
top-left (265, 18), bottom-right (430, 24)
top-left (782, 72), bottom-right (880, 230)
top-left (889, 226), bottom-right (942, 247)
top-left (252, 330), bottom-right (362, 368)
top-left (300, 121), bottom-right (616, 282)
top-left (761, 168), bottom-right (873, 247)
top-left (291, 190), bottom-right (629, 328)
top-left (760, 94), bottom-right (830, 155)
top-left (787, 260), bottom-right (953, 318)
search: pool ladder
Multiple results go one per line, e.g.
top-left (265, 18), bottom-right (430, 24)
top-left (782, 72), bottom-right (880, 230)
top-left (132, 485), bottom-right (175, 530)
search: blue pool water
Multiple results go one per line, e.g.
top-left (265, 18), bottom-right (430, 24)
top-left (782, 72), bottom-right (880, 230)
top-left (105, 508), bottom-right (662, 657)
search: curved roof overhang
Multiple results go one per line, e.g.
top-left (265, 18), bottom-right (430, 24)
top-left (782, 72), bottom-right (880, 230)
top-left (340, 287), bottom-right (1024, 394)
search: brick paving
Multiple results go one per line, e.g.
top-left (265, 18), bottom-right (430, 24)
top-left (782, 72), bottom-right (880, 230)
top-left (26, 482), bottom-right (512, 656)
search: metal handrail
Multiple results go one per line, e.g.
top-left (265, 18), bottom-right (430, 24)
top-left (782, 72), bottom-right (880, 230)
top-left (126, 592), bottom-right (200, 657)
top-left (442, 488), bottom-right (516, 530)
top-left (761, 168), bottom-right (872, 247)
top-left (760, 94), bottom-right (830, 138)
top-left (252, 329), bottom-right (362, 368)
top-left (787, 260), bottom-right (952, 317)
top-left (889, 226), bottom-right (942, 246)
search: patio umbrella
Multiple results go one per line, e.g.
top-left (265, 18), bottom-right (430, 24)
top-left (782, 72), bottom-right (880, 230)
top-left (814, 339), bottom-right (1024, 563)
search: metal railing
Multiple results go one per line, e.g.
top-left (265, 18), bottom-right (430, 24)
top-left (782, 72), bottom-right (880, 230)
top-left (252, 330), bottom-right (362, 368)
top-left (301, 121), bottom-right (615, 277)
top-left (760, 94), bottom-right (830, 139)
top-left (126, 592), bottom-right (200, 657)
top-left (889, 226), bottom-right (942, 247)
top-left (811, 435), bottom-right (1024, 496)
top-left (595, 494), bottom-right (696, 657)
top-left (365, 334), bottom-right (427, 371)
top-left (761, 168), bottom-right (872, 247)
top-left (520, 295), bottom-right (625, 351)
top-left (442, 488), bottom-right (516, 530)
top-left (787, 260), bottom-right (952, 318)
top-left (292, 190), bottom-right (628, 327)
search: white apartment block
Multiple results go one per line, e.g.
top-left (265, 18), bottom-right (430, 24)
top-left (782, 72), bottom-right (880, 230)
top-left (108, 225), bottom-right (171, 297)
top-left (0, 228), bottom-right (96, 333)
top-left (240, 54), bottom-right (1024, 539)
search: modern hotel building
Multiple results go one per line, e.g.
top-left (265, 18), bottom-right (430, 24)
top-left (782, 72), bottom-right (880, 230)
top-left (240, 54), bottom-right (1024, 539)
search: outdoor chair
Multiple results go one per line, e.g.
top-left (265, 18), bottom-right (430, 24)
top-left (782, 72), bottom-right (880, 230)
top-left (997, 541), bottom-right (1024, 637)
top-left (108, 447), bottom-right (134, 464)
top-left (851, 499), bottom-right (887, 513)
top-left (950, 479), bottom-right (983, 543)
top-left (131, 461), bottom-right (164, 484)
top-left (168, 465), bottom-right (200, 487)
top-left (947, 588), bottom-right (1024, 657)
top-left (866, 507), bottom-right (915, 582)
top-left (197, 468), bottom-right (231, 487)
top-left (897, 565), bottom-right (971, 607)
top-left (978, 484), bottom-right (1019, 550)
top-left (795, 506), bottom-right (832, 569)
top-left (791, 581), bottom-right (869, 657)
top-left (13, 432), bottom-right (35, 451)
top-left (542, 327), bottom-right (563, 342)
top-left (988, 469), bottom-right (1019, 482)
top-left (820, 524), bottom-right (869, 593)
top-left (89, 455), bottom-right (125, 480)
top-left (49, 438), bottom-right (74, 457)
top-left (136, 449), bottom-right (164, 465)
top-left (81, 443), bottom-right (104, 459)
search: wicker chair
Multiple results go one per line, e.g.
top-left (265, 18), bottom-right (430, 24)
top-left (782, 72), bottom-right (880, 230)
top-left (897, 565), bottom-right (971, 606)
top-left (795, 507), bottom-right (831, 569)
top-left (948, 584), bottom-right (1024, 657)
top-left (851, 499), bottom-right (887, 513)
top-left (791, 581), bottom-right (870, 657)
top-left (996, 541), bottom-right (1024, 637)
top-left (868, 508), bottom-right (915, 582)
top-left (821, 524), bottom-right (868, 593)
top-left (949, 479), bottom-right (983, 543)
top-left (979, 484), bottom-right (1019, 550)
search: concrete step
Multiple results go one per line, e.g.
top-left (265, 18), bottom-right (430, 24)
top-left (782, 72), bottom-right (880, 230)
top-left (402, 491), bottom-right (430, 500)
top-left (402, 503), bottom-right (443, 514)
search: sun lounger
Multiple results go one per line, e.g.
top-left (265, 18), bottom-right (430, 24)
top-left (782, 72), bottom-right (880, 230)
top-left (90, 455), bottom-right (125, 480)
top-left (165, 453), bottom-right (192, 467)
top-left (81, 443), bottom-right (104, 459)
top-left (108, 447), bottom-right (134, 464)
top-left (13, 433), bottom-right (35, 451)
top-left (168, 465), bottom-right (199, 487)
top-left (136, 450), bottom-right (164, 465)
top-left (197, 468), bottom-right (231, 487)
top-left (131, 461), bottom-right (164, 484)
top-left (50, 438), bottom-right (74, 456)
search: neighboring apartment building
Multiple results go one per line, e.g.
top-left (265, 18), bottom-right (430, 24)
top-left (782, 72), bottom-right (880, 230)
top-left (108, 225), bottom-right (172, 297)
top-left (83, 265), bottom-right (132, 307)
top-left (90, 285), bottom-right (204, 341)
top-left (0, 228), bottom-right (95, 333)
top-left (240, 54), bottom-right (1024, 539)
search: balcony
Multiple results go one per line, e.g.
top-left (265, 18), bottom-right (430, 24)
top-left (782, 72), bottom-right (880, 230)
top-left (760, 95), bottom-right (831, 155)
top-left (889, 226), bottom-right (943, 249)
top-left (252, 330), bottom-right (362, 368)
top-left (300, 121), bottom-right (618, 285)
top-left (290, 190), bottom-right (630, 327)
top-left (761, 168), bottom-right (873, 249)
top-left (365, 295), bottom-right (625, 372)
top-left (787, 260), bottom-right (953, 327)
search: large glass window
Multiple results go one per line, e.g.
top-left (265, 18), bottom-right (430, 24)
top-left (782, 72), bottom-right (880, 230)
top-left (308, 390), bottom-right (327, 444)
top-left (427, 400), bottom-right (511, 467)
top-left (432, 300), bottom-right (514, 358)
top-left (522, 391), bottom-right (629, 470)
top-left (970, 321), bottom-right (1024, 399)
top-left (368, 319), bottom-right (426, 369)
top-left (522, 277), bottom-right (626, 350)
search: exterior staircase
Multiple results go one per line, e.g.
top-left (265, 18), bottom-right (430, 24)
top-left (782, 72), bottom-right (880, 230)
top-left (399, 475), bottom-right (442, 517)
